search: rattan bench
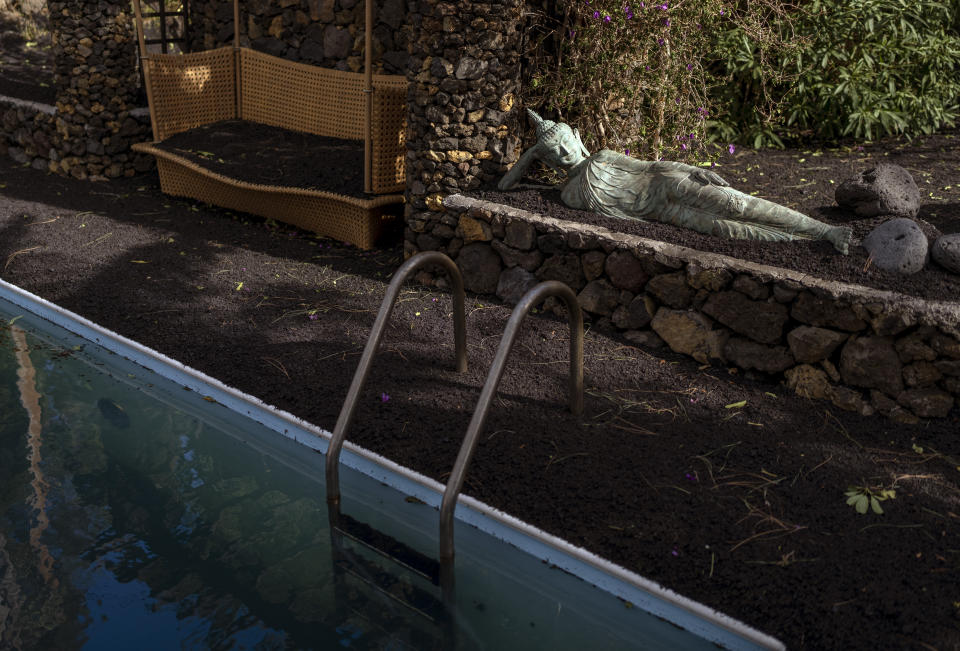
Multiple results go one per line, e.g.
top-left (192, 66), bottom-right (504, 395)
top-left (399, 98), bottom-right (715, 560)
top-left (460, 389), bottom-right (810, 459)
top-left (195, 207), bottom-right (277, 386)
top-left (131, 2), bottom-right (406, 250)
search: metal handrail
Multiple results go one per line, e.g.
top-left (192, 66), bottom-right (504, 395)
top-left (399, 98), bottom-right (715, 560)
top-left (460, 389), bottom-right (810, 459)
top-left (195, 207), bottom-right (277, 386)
top-left (325, 251), bottom-right (467, 510)
top-left (438, 281), bottom-right (583, 563)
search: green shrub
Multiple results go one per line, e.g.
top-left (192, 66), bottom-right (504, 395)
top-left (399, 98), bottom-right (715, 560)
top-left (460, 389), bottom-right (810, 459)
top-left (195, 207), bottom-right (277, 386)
top-left (709, 0), bottom-right (960, 145)
top-left (524, 0), bottom-right (798, 160)
top-left (526, 0), bottom-right (960, 154)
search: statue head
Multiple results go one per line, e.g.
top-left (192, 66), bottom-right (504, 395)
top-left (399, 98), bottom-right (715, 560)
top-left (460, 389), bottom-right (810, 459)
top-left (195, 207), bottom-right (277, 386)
top-left (527, 109), bottom-right (589, 171)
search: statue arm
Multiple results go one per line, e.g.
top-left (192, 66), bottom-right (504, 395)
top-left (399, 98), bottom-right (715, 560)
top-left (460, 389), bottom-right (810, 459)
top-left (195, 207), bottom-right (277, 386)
top-left (498, 144), bottom-right (543, 190)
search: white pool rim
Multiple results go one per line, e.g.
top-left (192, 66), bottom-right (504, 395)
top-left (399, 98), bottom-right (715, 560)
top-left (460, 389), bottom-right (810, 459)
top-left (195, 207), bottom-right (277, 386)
top-left (0, 277), bottom-right (784, 651)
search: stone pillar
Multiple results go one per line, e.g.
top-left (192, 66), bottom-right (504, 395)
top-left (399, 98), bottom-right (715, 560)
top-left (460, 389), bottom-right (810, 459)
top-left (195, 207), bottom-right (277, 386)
top-left (48, 0), bottom-right (151, 179)
top-left (404, 0), bottom-right (524, 258)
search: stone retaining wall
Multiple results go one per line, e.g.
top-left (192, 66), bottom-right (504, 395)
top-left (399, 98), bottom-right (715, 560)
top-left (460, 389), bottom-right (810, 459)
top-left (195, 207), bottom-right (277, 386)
top-left (0, 96), bottom-right (57, 171)
top-left (415, 194), bottom-right (960, 422)
top-left (189, 0), bottom-right (411, 74)
top-left (1, 1), bottom-right (153, 178)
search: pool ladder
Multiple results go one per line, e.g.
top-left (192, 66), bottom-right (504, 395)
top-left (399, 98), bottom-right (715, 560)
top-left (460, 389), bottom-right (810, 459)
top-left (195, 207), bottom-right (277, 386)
top-left (325, 251), bottom-right (583, 625)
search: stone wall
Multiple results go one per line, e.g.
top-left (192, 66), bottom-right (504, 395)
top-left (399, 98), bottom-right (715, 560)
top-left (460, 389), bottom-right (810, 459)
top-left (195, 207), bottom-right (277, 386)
top-left (403, 0), bottom-right (525, 259)
top-left (0, 97), bottom-right (57, 170)
top-left (1, 1), bottom-right (153, 178)
top-left (48, 0), bottom-right (152, 178)
top-left (189, 0), bottom-right (411, 74)
top-left (423, 194), bottom-right (960, 422)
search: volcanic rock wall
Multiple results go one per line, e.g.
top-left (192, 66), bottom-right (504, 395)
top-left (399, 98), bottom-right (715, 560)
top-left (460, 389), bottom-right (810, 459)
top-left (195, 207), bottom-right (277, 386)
top-left (48, 0), bottom-right (153, 178)
top-left (0, 0), bottom-right (152, 178)
top-left (189, 0), bottom-right (411, 74)
top-left (426, 194), bottom-right (960, 422)
top-left (402, 0), bottom-right (525, 259)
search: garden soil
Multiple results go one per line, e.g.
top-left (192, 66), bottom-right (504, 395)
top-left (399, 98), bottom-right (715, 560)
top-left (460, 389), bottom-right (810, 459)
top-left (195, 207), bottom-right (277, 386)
top-left (1, 130), bottom-right (959, 649)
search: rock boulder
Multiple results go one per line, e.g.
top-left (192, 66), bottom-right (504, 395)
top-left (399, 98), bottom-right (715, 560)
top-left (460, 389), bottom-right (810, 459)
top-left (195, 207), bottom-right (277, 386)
top-left (835, 163), bottom-right (921, 219)
top-left (862, 218), bottom-right (929, 275)
top-left (931, 233), bottom-right (960, 274)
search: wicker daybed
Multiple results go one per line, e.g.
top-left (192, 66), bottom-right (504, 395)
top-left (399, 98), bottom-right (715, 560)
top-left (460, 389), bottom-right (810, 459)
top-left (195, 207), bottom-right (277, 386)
top-left (131, 0), bottom-right (407, 249)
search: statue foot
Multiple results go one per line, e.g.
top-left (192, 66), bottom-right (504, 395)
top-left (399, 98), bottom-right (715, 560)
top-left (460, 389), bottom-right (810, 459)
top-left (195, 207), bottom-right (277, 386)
top-left (828, 226), bottom-right (853, 255)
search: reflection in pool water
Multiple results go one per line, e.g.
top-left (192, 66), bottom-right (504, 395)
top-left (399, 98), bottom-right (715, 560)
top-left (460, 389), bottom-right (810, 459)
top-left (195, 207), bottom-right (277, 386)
top-left (0, 303), bottom-right (731, 650)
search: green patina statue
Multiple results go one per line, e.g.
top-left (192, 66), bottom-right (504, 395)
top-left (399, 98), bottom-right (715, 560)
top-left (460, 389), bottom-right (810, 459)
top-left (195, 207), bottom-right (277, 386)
top-left (499, 110), bottom-right (852, 254)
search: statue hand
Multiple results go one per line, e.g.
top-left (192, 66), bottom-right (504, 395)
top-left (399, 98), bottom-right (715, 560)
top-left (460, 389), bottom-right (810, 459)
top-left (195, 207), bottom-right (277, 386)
top-left (691, 169), bottom-right (730, 187)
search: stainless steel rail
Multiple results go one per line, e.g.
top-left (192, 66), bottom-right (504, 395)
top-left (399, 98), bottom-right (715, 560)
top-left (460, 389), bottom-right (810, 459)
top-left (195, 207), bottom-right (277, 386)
top-left (325, 251), bottom-right (467, 511)
top-left (438, 281), bottom-right (584, 565)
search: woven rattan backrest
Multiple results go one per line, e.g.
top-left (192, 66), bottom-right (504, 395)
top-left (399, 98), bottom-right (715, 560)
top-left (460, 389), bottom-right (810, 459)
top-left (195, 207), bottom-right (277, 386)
top-left (146, 47), bottom-right (238, 141)
top-left (371, 75), bottom-right (408, 194)
top-left (239, 48), bottom-right (365, 140)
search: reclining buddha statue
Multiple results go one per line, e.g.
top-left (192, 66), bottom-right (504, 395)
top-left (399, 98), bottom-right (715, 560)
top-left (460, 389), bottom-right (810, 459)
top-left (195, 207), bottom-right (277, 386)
top-left (498, 110), bottom-right (853, 254)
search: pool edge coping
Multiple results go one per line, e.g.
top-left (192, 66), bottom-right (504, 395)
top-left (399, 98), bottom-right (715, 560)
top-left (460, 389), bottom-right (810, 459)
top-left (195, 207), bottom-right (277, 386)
top-left (0, 276), bottom-right (785, 651)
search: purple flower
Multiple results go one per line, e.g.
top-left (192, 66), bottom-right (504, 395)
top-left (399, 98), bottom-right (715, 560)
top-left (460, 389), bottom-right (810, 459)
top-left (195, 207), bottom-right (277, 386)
top-left (685, 472), bottom-right (697, 482)
top-left (593, 10), bottom-right (600, 17)
top-left (686, 63), bottom-right (693, 70)
top-left (657, 37), bottom-right (664, 45)
top-left (308, 314), bottom-right (318, 320)
top-left (681, 143), bottom-right (687, 150)
top-left (728, 144), bottom-right (736, 154)
top-left (625, 148), bottom-right (630, 156)
top-left (380, 392), bottom-right (390, 403)
top-left (604, 14), bottom-right (611, 23)
top-left (660, 2), bottom-right (668, 8)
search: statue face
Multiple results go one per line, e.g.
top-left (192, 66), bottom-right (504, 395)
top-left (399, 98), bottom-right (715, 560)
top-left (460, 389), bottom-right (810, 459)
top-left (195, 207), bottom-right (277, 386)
top-left (539, 125), bottom-right (586, 170)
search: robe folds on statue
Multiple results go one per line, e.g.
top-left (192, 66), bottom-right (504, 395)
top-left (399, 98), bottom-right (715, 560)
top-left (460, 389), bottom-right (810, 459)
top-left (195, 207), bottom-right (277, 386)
top-left (561, 150), bottom-right (835, 243)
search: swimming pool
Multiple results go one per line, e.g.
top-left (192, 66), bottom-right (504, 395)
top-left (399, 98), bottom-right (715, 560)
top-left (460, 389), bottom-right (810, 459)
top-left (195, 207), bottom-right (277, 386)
top-left (0, 280), bottom-right (783, 650)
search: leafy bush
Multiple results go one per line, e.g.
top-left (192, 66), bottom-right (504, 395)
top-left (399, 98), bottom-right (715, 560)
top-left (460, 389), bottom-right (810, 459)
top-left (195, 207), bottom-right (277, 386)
top-left (708, 0), bottom-right (960, 144)
top-left (526, 0), bottom-right (960, 154)
top-left (524, 0), bottom-right (793, 161)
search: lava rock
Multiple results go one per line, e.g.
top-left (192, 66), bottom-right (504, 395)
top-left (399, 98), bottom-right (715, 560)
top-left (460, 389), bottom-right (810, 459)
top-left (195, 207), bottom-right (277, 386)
top-left (496, 266), bottom-right (537, 305)
top-left (862, 218), bottom-right (929, 275)
top-left (646, 271), bottom-right (693, 309)
top-left (791, 291), bottom-right (867, 331)
top-left (723, 338), bottom-right (794, 374)
top-left (897, 388), bottom-right (955, 419)
top-left (456, 243), bottom-right (502, 294)
top-left (604, 250), bottom-right (648, 292)
top-left (650, 309), bottom-right (727, 365)
top-left (840, 335), bottom-right (904, 397)
top-left (931, 233), bottom-right (960, 274)
top-left (787, 325), bottom-right (849, 363)
top-left (702, 290), bottom-right (789, 345)
top-left (577, 279), bottom-right (620, 316)
top-left (835, 163), bottom-right (921, 219)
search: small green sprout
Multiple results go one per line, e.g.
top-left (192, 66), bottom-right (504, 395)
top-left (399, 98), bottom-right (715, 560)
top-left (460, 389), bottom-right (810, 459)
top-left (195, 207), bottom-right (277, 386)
top-left (844, 485), bottom-right (896, 515)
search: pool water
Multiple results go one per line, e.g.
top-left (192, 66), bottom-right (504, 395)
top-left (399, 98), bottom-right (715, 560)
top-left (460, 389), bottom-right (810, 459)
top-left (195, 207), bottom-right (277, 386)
top-left (0, 296), bottom-right (767, 650)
